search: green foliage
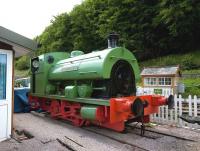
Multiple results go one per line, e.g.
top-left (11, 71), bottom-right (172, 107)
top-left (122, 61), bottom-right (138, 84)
top-left (15, 69), bottom-right (29, 78)
top-left (181, 78), bottom-right (200, 97)
top-left (15, 56), bottom-right (30, 70)
top-left (140, 51), bottom-right (200, 70)
top-left (183, 86), bottom-right (200, 98)
top-left (36, 13), bottom-right (73, 55)
top-left (181, 78), bottom-right (200, 86)
top-left (182, 69), bottom-right (200, 74)
top-left (35, 0), bottom-right (200, 60)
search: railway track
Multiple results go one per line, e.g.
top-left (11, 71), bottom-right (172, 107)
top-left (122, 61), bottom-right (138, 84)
top-left (82, 124), bottom-right (197, 151)
top-left (126, 124), bottom-right (197, 142)
top-left (83, 127), bottom-right (150, 151)
top-left (31, 111), bottom-right (198, 151)
top-left (31, 111), bottom-right (150, 150)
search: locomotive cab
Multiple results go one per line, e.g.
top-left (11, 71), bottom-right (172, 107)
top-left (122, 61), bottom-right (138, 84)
top-left (31, 52), bottom-right (70, 95)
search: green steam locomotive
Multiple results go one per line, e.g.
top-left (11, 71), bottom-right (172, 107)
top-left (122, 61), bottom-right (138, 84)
top-left (29, 34), bottom-right (173, 132)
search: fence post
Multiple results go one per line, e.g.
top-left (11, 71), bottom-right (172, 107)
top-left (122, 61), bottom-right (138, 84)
top-left (188, 95), bottom-right (192, 116)
top-left (194, 95), bottom-right (198, 117)
top-left (193, 95), bottom-right (198, 129)
top-left (158, 107), bottom-right (161, 123)
top-left (161, 106), bottom-right (164, 122)
top-left (187, 95), bottom-right (193, 128)
top-left (174, 94), bottom-right (178, 124)
top-left (170, 109), bottom-right (173, 124)
top-left (178, 95), bottom-right (183, 127)
top-left (166, 105), bottom-right (169, 122)
top-left (153, 113), bottom-right (157, 122)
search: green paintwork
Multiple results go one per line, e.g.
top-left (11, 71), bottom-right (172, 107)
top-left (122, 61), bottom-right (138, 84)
top-left (48, 47), bottom-right (140, 81)
top-left (70, 50), bottom-right (84, 57)
top-left (78, 84), bottom-right (93, 98)
top-left (154, 88), bottom-right (163, 95)
top-left (31, 47), bottom-right (140, 100)
top-left (46, 84), bottom-right (56, 94)
top-left (30, 52), bottom-right (70, 95)
top-left (65, 86), bottom-right (78, 98)
top-left (80, 106), bottom-right (98, 120)
top-left (30, 93), bottom-right (110, 106)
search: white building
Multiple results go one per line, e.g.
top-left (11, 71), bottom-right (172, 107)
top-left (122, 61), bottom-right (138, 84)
top-left (0, 26), bottom-right (37, 142)
top-left (140, 66), bottom-right (181, 95)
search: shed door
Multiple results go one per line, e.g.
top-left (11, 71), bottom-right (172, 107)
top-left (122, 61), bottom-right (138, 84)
top-left (0, 49), bottom-right (12, 141)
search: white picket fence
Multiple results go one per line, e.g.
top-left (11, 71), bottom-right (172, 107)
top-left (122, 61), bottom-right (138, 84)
top-left (150, 94), bottom-right (200, 129)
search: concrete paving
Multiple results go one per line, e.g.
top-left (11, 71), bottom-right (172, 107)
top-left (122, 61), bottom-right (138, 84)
top-left (0, 113), bottom-right (200, 151)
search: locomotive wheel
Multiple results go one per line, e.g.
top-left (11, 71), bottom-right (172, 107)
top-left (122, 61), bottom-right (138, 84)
top-left (110, 60), bottom-right (136, 97)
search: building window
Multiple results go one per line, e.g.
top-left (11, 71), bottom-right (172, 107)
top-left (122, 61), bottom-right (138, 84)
top-left (158, 77), bottom-right (164, 85)
top-left (158, 77), bottom-right (172, 86)
top-left (0, 54), bottom-right (7, 100)
top-left (165, 78), bottom-right (172, 85)
top-left (144, 77), bottom-right (157, 86)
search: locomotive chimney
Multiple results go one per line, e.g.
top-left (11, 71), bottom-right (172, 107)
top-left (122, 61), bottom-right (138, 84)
top-left (108, 33), bottom-right (119, 48)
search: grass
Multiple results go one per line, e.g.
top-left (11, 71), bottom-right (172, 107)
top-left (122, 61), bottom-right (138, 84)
top-left (181, 78), bottom-right (200, 98)
top-left (182, 69), bottom-right (200, 74)
top-left (181, 78), bottom-right (200, 86)
top-left (139, 51), bottom-right (200, 71)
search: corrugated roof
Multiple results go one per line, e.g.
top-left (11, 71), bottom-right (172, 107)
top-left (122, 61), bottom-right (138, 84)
top-left (141, 66), bottom-right (180, 76)
top-left (0, 26), bottom-right (37, 51)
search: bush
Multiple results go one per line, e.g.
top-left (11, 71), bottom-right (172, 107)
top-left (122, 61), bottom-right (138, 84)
top-left (15, 56), bottom-right (30, 70)
top-left (140, 51), bottom-right (200, 71)
top-left (182, 86), bottom-right (200, 98)
top-left (181, 78), bottom-right (200, 98)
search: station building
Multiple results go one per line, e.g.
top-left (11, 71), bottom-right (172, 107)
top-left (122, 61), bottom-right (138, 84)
top-left (0, 26), bottom-right (37, 142)
top-left (140, 66), bottom-right (181, 95)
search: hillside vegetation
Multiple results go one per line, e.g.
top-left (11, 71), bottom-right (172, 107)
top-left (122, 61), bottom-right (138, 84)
top-left (15, 0), bottom-right (200, 96)
top-left (181, 78), bottom-right (200, 97)
top-left (15, 69), bottom-right (29, 79)
top-left (16, 0), bottom-right (200, 70)
top-left (34, 0), bottom-right (200, 60)
top-left (140, 51), bottom-right (200, 71)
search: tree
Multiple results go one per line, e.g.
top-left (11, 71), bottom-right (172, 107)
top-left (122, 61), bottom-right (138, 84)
top-left (35, 0), bottom-right (200, 60)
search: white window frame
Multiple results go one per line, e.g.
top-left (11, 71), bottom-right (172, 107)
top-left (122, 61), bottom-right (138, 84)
top-left (144, 77), bottom-right (172, 86)
top-left (158, 77), bottom-right (172, 86)
top-left (144, 77), bottom-right (157, 86)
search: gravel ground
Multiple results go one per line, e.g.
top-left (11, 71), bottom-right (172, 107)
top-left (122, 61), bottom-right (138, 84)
top-left (0, 113), bottom-right (137, 151)
top-left (0, 113), bottom-right (200, 151)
